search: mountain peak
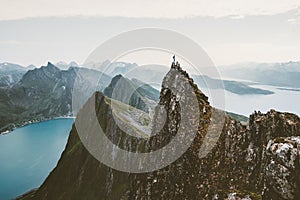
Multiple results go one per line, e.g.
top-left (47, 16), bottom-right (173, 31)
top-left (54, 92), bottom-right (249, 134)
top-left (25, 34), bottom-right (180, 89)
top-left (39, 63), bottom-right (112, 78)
top-left (111, 74), bottom-right (123, 83)
top-left (167, 61), bottom-right (208, 102)
top-left (103, 74), bottom-right (151, 113)
top-left (46, 62), bottom-right (56, 68)
top-left (41, 62), bottom-right (60, 73)
top-left (170, 61), bottom-right (195, 85)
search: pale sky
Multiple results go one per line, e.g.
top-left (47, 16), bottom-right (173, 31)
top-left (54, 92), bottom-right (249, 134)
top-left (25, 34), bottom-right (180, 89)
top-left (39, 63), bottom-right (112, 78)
top-left (1, 1), bottom-right (300, 67)
top-left (1, 0), bottom-right (300, 20)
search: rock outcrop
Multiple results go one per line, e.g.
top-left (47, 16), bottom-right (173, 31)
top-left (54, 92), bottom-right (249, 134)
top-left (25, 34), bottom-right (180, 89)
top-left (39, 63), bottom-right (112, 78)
top-left (19, 62), bottom-right (300, 200)
top-left (263, 136), bottom-right (300, 199)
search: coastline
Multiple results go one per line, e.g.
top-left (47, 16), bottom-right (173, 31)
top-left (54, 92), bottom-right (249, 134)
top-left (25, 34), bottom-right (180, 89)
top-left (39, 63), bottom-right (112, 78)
top-left (0, 115), bottom-right (75, 136)
top-left (15, 188), bottom-right (37, 200)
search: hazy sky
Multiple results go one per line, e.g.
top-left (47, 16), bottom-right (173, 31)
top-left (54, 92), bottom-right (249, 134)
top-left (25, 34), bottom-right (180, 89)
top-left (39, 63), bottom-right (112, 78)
top-left (0, 1), bottom-right (300, 67)
top-left (1, 0), bottom-right (300, 20)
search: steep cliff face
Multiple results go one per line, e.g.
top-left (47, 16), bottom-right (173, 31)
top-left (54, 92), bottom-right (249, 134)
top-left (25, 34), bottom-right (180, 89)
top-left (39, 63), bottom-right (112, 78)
top-left (20, 62), bottom-right (300, 200)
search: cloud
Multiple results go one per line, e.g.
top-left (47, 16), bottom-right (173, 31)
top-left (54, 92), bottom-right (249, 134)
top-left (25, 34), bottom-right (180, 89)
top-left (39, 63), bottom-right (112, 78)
top-left (0, 0), bottom-right (299, 20)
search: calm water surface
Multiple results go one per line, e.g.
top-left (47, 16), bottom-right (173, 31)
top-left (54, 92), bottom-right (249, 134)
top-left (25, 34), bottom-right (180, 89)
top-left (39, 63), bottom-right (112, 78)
top-left (0, 118), bottom-right (74, 200)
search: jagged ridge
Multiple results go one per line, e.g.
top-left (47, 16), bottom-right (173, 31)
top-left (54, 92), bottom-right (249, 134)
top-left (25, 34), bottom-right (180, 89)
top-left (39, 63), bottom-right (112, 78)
top-left (19, 62), bottom-right (300, 200)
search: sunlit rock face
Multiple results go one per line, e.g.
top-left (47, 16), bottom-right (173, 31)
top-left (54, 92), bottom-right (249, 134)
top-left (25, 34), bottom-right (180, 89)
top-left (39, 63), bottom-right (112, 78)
top-left (19, 62), bottom-right (300, 200)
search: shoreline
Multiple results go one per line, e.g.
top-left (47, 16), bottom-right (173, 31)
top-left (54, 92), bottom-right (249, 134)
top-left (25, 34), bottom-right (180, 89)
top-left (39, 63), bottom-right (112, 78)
top-left (15, 188), bottom-right (37, 200)
top-left (0, 115), bottom-right (75, 136)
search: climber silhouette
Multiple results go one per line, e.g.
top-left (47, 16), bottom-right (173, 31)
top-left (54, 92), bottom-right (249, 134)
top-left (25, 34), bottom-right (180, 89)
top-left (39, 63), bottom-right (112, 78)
top-left (173, 55), bottom-right (176, 63)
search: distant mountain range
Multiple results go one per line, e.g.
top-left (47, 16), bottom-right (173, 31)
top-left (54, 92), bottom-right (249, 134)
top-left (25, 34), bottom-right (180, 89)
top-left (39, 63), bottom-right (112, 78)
top-left (0, 62), bottom-right (111, 133)
top-left (193, 75), bottom-right (273, 95)
top-left (0, 61), bottom-right (164, 133)
top-left (1, 61), bottom-right (281, 95)
top-left (220, 61), bottom-right (300, 88)
top-left (84, 61), bottom-right (275, 95)
top-left (5, 59), bottom-right (299, 133)
top-left (0, 61), bottom-right (251, 133)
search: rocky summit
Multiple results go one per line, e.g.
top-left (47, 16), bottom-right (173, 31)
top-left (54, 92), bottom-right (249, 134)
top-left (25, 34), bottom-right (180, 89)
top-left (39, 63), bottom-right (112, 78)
top-left (19, 62), bottom-right (300, 200)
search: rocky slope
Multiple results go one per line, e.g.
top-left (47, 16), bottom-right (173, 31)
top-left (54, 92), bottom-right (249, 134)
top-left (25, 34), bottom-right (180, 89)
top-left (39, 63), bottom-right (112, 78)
top-left (104, 74), bottom-right (159, 114)
top-left (0, 62), bottom-right (111, 133)
top-left (19, 62), bottom-right (300, 200)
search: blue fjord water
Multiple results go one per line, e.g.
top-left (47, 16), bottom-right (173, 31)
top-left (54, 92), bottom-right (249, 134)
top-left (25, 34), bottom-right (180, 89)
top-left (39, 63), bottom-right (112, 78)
top-left (0, 118), bottom-right (74, 200)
